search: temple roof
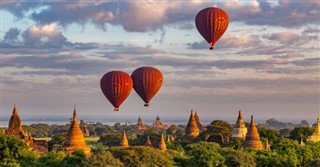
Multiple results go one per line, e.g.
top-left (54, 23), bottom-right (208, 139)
top-left (185, 110), bottom-right (199, 139)
top-left (158, 134), bottom-right (167, 151)
top-left (120, 131), bottom-right (129, 147)
top-left (8, 103), bottom-right (23, 132)
top-left (137, 116), bottom-right (144, 126)
top-left (63, 106), bottom-right (90, 155)
top-left (242, 115), bottom-right (263, 150)
top-left (145, 136), bottom-right (153, 147)
top-left (194, 111), bottom-right (203, 130)
top-left (234, 110), bottom-right (246, 128)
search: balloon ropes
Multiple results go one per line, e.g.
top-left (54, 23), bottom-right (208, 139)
top-left (100, 71), bottom-right (133, 112)
top-left (131, 67), bottom-right (163, 107)
top-left (195, 7), bottom-right (229, 50)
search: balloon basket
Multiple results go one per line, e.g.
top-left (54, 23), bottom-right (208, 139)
top-left (144, 103), bottom-right (149, 107)
top-left (114, 108), bottom-right (119, 112)
top-left (209, 46), bottom-right (214, 50)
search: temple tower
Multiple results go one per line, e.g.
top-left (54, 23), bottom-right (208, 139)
top-left (232, 110), bottom-right (248, 140)
top-left (145, 136), bottom-right (153, 147)
top-left (158, 134), bottom-right (167, 151)
top-left (307, 113), bottom-right (320, 142)
top-left (242, 115), bottom-right (263, 150)
top-left (153, 115), bottom-right (169, 130)
top-left (120, 131), bottom-right (129, 147)
top-left (136, 116), bottom-right (147, 131)
top-left (63, 106), bottom-right (90, 155)
top-left (7, 103), bottom-right (23, 134)
top-left (194, 111), bottom-right (204, 131)
top-left (184, 110), bottom-right (199, 140)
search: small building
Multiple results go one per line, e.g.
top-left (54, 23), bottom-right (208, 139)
top-left (136, 116), bottom-right (147, 131)
top-left (153, 115), bottom-right (169, 130)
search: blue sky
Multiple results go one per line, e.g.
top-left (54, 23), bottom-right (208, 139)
top-left (1, 1), bottom-right (319, 122)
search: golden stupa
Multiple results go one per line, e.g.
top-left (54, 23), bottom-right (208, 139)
top-left (307, 113), bottom-right (320, 142)
top-left (232, 110), bottom-right (248, 140)
top-left (194, 111), bottom-right (204, 131)
top-left (7, 103), bottom-right (23, 134)
top-left (120, 131), bottom-right (129, 147)
top-left (145, 136), bottom-right (153, 147)
top-left (63, 107), bottom-right (90, 155)
top-left (242, 115), bottom-right (263, 150)
top-left (184, 110), bottom-right (199, 140)
top-left (158, 134), bottom-right (167, 151)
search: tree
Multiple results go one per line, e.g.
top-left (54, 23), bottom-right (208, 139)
top-left (289, 127), bottom-right (313, 142)
top-left (197, 120), bottom-right (232, 145)
top-left (48, 133), bottom-right (66, 151)
top-left (82, 148), bottom-right (123, 167)
top-left (108, 146), bottom-right (175, 167)
top-left (0, 134), bottom-right (37, 166)
top-left (167, 124), bottom-right (178, 135)
top-left (224, 150), bottom-right (255, 167)
top-left (186, 142), bottom-right (225, 167)
top-left (98, 133), bottom-right (122, 146)
top-left (35, 151), bottom-right (66, 167)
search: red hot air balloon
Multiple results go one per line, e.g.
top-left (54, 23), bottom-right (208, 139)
top-left (195, 7), bottom-right (229, 50)
top-left (131, 67), bottom-right (163, 107)
top-left (100, 71), bottom-right (133, 112)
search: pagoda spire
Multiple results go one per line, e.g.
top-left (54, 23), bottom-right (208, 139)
top-left (8, 103), bottom-right (23, 132)
top-left (145, 136), bottom-right (153, 147)
top-left (158, 134), bottom-right (167, 151)
top-left (242, 115), bottom-right (263, 150)
top-left (232, 110), bottom-right (247, 140)
top-left (120, 131), bottom-right (129, 147)
top-left (184, 110), bottom-right (199, 140)
top-left (63, 106), bottom-right (90, 155)
top-left (307, 112), bottom-right (320, 142)
top-left (194, 111), bottom-right (203, 131)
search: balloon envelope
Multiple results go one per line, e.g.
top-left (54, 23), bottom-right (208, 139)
top-left (195, 7), bottom-right (229, 49)
top-left (131, 67), bottom-right (163, 107)
top-left (100, 71), bottom-right (133, 112)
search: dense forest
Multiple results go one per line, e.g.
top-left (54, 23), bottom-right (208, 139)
top-left (1, 119), bottom-right (320, 167)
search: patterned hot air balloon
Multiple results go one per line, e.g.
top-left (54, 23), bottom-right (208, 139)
top-left (131, 67), bottom-right (163, 107)
top-left (100, 71), bottom-right (133, 112)
top-left (195, 7), bottom-right (229, 50)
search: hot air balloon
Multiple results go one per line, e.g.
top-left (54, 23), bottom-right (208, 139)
top-left (195, 7), bottom-right (229, 50)
top-left (131, 67), bottom-right (163, 107)
top-left (100, 71), bottom-right (133, 112)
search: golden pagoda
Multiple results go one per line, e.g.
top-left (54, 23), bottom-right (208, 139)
top-left (184, 110), bottom-right (199, 140)
top-left (145, 136), bottom-right (153, 147)
top-left (158, 134), bottom-right (167, 151)
top-left (136, 116), bottom-right (147, 131)
top-left (307, 113), bottom-right (320, 142)
top-left (6, 103), bottom-right (23, 135)
top-left (242, 115), bottom-right (263, 150)
top-left (119, 131), bottom-right (129, 147)
top-left (232, 110), bottom-right (248, 140)
top-left (63, 107), bottom-right (90, 155)
top-left (194, 111), bottom-right (204, 131)
top-left (153, 115), bottom-right (169, 130)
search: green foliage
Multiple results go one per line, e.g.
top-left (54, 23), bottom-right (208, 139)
top-left (197, 120), bottom-right (232, 145)
top-left (82, 148), bottom-right (123, 167)
top-left (0, 134), bottom-right (37, 166)
top-left (224, 150), bottom-right (255, 167)
top-left (306, 158), bottom-right (320, 167)
top-left (36, 151), bottom-right (66, 167)
top-left (289, 127), bottom-right (314, 142)
top-left (99, 133), bottom-right (122, 146)
top-left (186, 142), bottom-right (225, 167)
top-left (166, 141), bottom-right (185, 153)
top-left (108, 146), bottom-right (175, 167)
top-left (48, 133), bottom-right (66, 151)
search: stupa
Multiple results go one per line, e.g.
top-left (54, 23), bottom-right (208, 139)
top-left (145, 136), bottom-right (153, 147)
top-left (232, 110), bottom-right (248, 140)
top-left (242, 115), bottom-right (263, 150)
top-left (158, 134), bottom-right (167, 151)
top-left (120, 131), bottom-right (129, 147)
top-left (194, 111), bottom-right (205, 131)
top-left (184, 110), bottom-right (199, 140)
top-left (5, 103), bottom-right (48, 155)
top-left (307, 113), bottom-right (320, 142)
top-left (62, 107), bottom-right (90, 155)
top-left (136, 116), bottom-right (147, 131)
top-left (153, 115), bottom-right (169, 130)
